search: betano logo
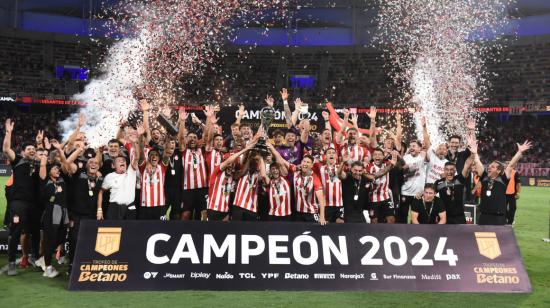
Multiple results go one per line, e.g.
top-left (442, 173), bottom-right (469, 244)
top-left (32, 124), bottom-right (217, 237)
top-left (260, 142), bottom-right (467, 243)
top-left (474, 232), bottom-right (501, 260)
top-left (95, 227), bottom-right (122, 257)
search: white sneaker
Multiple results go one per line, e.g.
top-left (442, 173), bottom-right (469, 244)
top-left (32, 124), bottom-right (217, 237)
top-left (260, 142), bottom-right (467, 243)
top-left (43, 266), bottom-right (59, 278)
top-left (35, 256), bottom-right (46, 271)
top-left (58, 256), bottom-right (66, 265)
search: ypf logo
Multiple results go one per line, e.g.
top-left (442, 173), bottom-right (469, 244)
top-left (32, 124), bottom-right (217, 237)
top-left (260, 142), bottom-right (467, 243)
top-left (144, 272), bottom-right (158, 279)
top-left (475, 232), bottom-right (501, 260)
top-left (95, 227), bottom-right (122, 257)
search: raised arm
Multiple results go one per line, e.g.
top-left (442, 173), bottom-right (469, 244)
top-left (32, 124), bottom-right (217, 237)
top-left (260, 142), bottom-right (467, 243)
top-left (467, 134), bottom-right (484, 176)
top-left (39, 154), bottom-right (48, 180)
top-left (505, 141), bottom-right (532, 178)
top-left (35, 130), bottom-right (44, 149)
top-left (461, 155), bottom-right (474, 179)
top-left (203, 105), bottom-right (218, 151)
top-left (280, 88), bottom-right (293, 128)
top-left (177, 108), bottom-right (188, 151)
top-left (3, 119), bottom-right (16, 162)
top-left (267, 142), bottom-right (290, 171)
top-left (300, 119), bottom-right (311, 144)
top-left (322, 111), bottom-right (332, 134)
top-left (290, 98), bottom-right (302, 128)
top-left (52, 139), bottom-right (80, 175)
top-left (334, 108), bottom-right (350, 145)
top-left (139, 99), bottom-right (152, 145)
top-left (235, 104), bottom-right (245, 127)
top-left (421, 116), bottom-right (431, 151)
top-left (395, 113), bottom-right (403, 152)
top-left (62, 113), bottom-right (85, 149)
top-left (367, 106), bottom-right (377, 149)
top-left (338, 151), bottom-right (350, 179)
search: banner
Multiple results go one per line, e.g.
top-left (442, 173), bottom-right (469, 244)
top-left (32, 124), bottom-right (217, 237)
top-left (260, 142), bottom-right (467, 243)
top-left (520, 176), bottom-right (550, 187)
top-left (69, 221), bottom-right (531, 292)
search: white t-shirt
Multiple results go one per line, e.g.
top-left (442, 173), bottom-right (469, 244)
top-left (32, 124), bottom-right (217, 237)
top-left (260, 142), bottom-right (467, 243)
top-left (102, 166), bottom-right (137, 205)
top-left (401, 153), bottom-right (427, 196)
top-left (425, 147), bottom-right (448, 184)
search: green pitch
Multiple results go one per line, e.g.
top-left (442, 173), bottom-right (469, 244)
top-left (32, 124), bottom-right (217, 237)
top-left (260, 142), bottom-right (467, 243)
top-left (0, 177), bottom-right (549, 308)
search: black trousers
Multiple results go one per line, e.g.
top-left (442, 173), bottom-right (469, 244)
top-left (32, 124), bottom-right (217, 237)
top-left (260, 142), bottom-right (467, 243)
top-left (7, 200), bottom-right (32, 262)
top-left (42, 206), bottom-right (68, 267)
top-left (478, 214), bottom-right (506, 226)
top-left (68, 213), bottom-right (95, 265)
top-left (506, 195), bottom-right (517, 224)
top-left (207, 210), bottom-right (229, 221)
top-left (138, 206), bottom-right (167, 220)
top-left (28, 204), bottom-right (44, 257)
top-left (397, 195), bottom-right (415, 224)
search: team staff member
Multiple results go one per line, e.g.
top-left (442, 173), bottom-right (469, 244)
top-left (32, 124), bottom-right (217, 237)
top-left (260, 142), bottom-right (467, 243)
top-left (97, 136), bottom-right (141, 220)
top-left (37, 155), bottom-right (69, 278)
top-left (473, 138), bottom-right (532, 225)
top-left (411, 184), bottom-right (446, 224)
top-left (434, 151), bottom-right (475, 224)
top-left (163, 139), bottom-right (184, 220)
top-left (3, 119), bottom-right (40, 276)
top-left (505, 168), bottom-right (521, 225)
top-left (339, 160), bottom-right (370, 223)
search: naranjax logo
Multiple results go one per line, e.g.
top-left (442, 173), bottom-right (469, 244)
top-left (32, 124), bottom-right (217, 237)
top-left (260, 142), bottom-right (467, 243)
top-left (95, 227), bottom-right (122, 257)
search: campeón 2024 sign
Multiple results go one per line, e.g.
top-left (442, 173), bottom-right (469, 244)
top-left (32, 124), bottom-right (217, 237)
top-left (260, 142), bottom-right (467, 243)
top-left (69, 221), bottom-right (531, 292)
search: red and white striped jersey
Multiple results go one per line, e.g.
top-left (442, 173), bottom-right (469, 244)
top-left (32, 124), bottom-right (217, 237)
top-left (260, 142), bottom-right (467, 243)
top-left (339, 143), bottom-right (371, 163)
top-left (139, 163), bottom-right (167, 207)
top-left (289, 165), bottom-right (323, 214)
top-left (267, 177), bottom-right (292, 216)
top-left (366, 162), bottom-right (391, 202)
top-left (207, 166), bottom-right (235, 213)
top-left (205, 149), bottom-right (223, 177)
top-left (181, 148), bottom-right (207, 190)
top-left (234, 171), bottom-right (260, 213)
top-left (315, 163), bottom-right (343, 207)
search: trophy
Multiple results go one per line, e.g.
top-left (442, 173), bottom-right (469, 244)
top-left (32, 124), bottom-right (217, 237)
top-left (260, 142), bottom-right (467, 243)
top-left (254, 106), bottom-right (275, 156)
top-left (157, 113), bottom-right (179, 136)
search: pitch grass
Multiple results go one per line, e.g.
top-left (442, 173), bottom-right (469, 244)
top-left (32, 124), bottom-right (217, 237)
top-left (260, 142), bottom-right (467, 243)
top-left (0, 176), bottom-right (548, 308)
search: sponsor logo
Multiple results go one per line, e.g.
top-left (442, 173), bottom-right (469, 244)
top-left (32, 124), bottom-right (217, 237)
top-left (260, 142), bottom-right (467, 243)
top-left (95, 227), bottom-right (122, 257)
top-left (340, 273), bottom-right (364, 280)
top-left (475, 232), bottom-right (501, 260)
top-left (216, 272), bottom-right (234, 279)
top-left (143, 272), bottom-right (158, 279)
top-left (190, 272), bottom-right (210, 279)
top-left (314, 273), bottom-right (335, 279)
top-left (163, 273), bottom-right (186, 279)
top-left (529, 177), bottom-right (536, 186)
top-left (78, 261), bottom-right (128, 282)
top-left (285, 273), bottom-right (309, 279)
top-left (261, 273), bottom-right (279, 279)
top-left (421, 274), bottom-right (442, 280)
top-left (370, 273), bottom-right (378, 281)
top-left (474, 264), bottom-right (520, 285)
top-left (238, 273), bottom-right (256, 279)
top-left (446, 274), bottom-right (461, 280)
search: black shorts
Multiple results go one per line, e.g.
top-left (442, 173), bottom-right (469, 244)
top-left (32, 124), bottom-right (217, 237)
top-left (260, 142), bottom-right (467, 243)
top-left (478, 214), bottom-right (506, 226)
top-left (107, 203), bottom-right (137, 220)
top-left (325, 207), bottom-right (344, 222)
top-left (182, 188), bottom-right (208, 213)
top-left (9, 200), bottom-right (32, 232)
top-left (138, 206), bottom-right (167, 220)
top-left (207, 209), bottom-right (229, 221)
top-left (373, 200), bottom-right (395, 220)
top-left (165, 189), bottom-right (183, 217)
top-left (294, 212), bottom-right (319, 223)
top-left (231, 205), bottom-right (258, 221)
top-left (268, 215), bottom-right (293, 222)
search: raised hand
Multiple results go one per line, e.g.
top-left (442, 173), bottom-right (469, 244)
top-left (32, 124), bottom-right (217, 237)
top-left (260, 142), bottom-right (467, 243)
top-left (161, 105), bottom-right (171, 117)
top-left (191, 113), bottom-right (201, 125)
top-left (322, 111), bottom-right (330, 121)
top-left (5, 119), bottom-right (14, 133)
top-left (420, 116), bottom-right (427, 128)
top-left (78, 112), bottom-right (86, 127)
top-left (390, 151), bottom-right (399, 166)
top-left (517, 140), bottom-right (532, 153)
top-left (35, 130), bottom-right (44, 144)
top-left (178, 108), bottom-right (188, 122)
top-left (466, 134), bottom-right (477, 154)
top-left (44, 137), bottom-right (51, 150)
top-left (367, 106), bottom-right (377, 119)
top-left (139, 99), bottom-right (150, 112)
top-left (350, 113), bottom-right (359, 127)
top-left (50, 139), bottom-right (62, 150)
top-left (265, 95), bottom-right (274, 107)
top-left (466, 118), bottom-right (476, 131)
top-left (342, 108), bottom-right (350, 118)
top-left (280, 88), bottom-right (289, 101)
top-left (136, 123), bottom-right (146, 136)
